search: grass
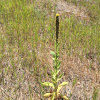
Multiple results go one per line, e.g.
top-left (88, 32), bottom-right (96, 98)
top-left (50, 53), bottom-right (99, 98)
top-left (0, 0), bottom-right (100, 100)
top-left (92, 87), bottom-right (99, 100)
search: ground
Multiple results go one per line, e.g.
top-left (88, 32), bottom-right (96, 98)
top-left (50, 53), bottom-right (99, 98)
top-left (0, 0), bottom-right (100, 100)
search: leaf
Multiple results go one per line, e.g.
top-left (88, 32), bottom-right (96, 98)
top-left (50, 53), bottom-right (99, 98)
top-left (57, 78), bottom-right (61, 82)
top-left (43, 93), bottom-right (52, 98)
top-left (61, 95), bottom-right (69, 100)
top-left (50, 70), bottom-right (54, 75)
top-left (51, 70), bottom-right (55, 74)
top-left (52, 78), bottom-right (56, 83)
top-left (57, 86), bottom-right (63, 93)
top-left (59, 73), bottom-right (64, 78)
top-left (53, 65), bottom-right (56, 69)
top-left (52, 58), bottom-right (55, 61)
top-left (72, 77), bottom-right (77, 87)
top-left (56, 69), bottom-right (60, 75)
top-left (52, 73), bottom-right (56, 80)
top-left (48, 98), bottom-right (51, 100)
top-left (58, 61), bottom-right (61, 67)
top-left (58, 82), bottom-right (68, 87)
top-left (51, 92), bottom-right (55, 100)
top-left (41, 82), bottom-right (54, 88)
top-left (52, 72), bottom-right (56, 80)
top-left (50, 51), bottom-right (56, 57)
top-left (57, 73), bottom-right (64, 82)
top-left (52, 69), bottom-right (59, 80)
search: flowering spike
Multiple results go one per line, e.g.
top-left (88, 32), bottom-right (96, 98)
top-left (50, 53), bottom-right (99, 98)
top-left (56, 13), bottom-right (59, 43)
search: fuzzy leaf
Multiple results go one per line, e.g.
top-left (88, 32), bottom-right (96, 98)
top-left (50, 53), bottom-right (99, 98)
top-left (52, 73), bottom-right (56, 80)
top-left (59, 82), bottom-right (68, 87)
top-left (58, 61), bottom-right (61, 67)
top-left (52, 58), bottom-right (55, 61)
top-left (61, 95), bottom-right (69, 100)
top-left (57, 86), bottom-right (62, 93)
top-left (43, 93), bottom-right (52, 98)
top-left (51, 70), bottom-right (55, 74)
top-left (53, 65), bottom-right (57, 69)
top-left (57, 78), bottom-right (62, 83)
top-left (51, 71), bottom-right (56, 82)
top-left (57, 73), bottom-right (64, 82)
top-left (52, 78), bottom-right (57, 84)
top-left (42, 82), bottom-right (54, 88)
top-left (50, 51), bottom-right (56, 58)
top-left (52, 69), bottom-right (60, 82)
top-left (55, 69), bottom-right (60, 75)
top-left (51, 92), bottom-right (55, 100)
top-left (59, 72), bottom-right (64, 78)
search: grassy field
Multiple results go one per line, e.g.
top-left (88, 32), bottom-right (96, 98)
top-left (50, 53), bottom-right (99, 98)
top-left (0, 0), bottom-right (100, 100)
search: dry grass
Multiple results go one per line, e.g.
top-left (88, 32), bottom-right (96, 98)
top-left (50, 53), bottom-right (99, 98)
top-left (0, 0), bottom-right (100, 100)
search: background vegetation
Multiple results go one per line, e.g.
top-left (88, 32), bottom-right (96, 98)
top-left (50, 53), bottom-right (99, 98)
top-left (0, 0), bottom-right (100, 100)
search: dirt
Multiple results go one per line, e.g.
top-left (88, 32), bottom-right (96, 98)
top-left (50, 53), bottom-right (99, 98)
top-left (60, 52), bottom-right (100, 100)
top-left (56, 0), bottom-right (89, 21)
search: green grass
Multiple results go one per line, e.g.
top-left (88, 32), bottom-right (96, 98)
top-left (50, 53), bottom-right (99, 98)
top-left (92, 87), bottom-right (99, 100)
top-left (0, 0), bottom-right (100, 99)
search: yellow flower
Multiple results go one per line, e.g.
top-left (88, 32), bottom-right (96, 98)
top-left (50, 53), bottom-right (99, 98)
top-left (56, 14), bottom-right (59, 16)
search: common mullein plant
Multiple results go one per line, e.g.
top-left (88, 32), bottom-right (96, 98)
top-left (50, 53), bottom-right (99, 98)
top-left (41, 14), bottom-right (68, 100)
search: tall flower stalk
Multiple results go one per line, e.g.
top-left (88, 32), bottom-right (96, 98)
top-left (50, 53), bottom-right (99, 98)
top-left (41, 14), bottom-right (68, 100)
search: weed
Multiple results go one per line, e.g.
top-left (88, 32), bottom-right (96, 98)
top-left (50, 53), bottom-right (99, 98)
top-left (41, 14), bottom-right (68, 100)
